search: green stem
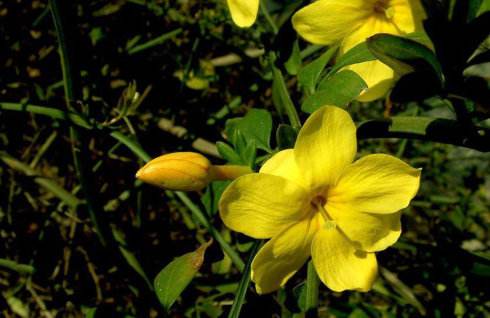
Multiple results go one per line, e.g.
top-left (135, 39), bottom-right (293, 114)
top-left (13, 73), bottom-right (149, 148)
top-left (305, 260), bottom-right (320, 315)
top-left (227, 240), bottom-right (262, 318)
top-left (49, 0), bottom-right (108, 246)
top-left (260, 2), bottom-right (278, 34)
top-left (110, 131), bottom-right (151, 162)
top-left (0, 102), bottom-right (91, 129)
top-left (272, 64), bottom-right (302, 130)
top-left (127, 28), bottom-right (182, 55)
top-left (175, 191), bottom-right (245, 271)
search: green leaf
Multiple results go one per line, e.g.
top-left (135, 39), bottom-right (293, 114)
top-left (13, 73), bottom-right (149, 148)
top-left (327, 42), bottom-right (376, 76)
top-left (297, 46), bottom-right (338, 94)
top-left (224, 109), bottom-right (273, 151)
top-left (302, 70), bottom-right (367, 113)
top-left (154, 240), bottom-right (212, 312)
top-left (275, 124), bottom-right (297, 150)
top-left (216, 142), bottom-right (242, 164)
top-left (366, 33), bottom-right (443, 82)
top-left (284, 40), bottom-right (302, 75)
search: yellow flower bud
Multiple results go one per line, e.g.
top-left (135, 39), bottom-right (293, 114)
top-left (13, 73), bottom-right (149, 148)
top-left (136, 152), bottom-right (253, 191)
top-left (136, 152), bottom-right (213, 191)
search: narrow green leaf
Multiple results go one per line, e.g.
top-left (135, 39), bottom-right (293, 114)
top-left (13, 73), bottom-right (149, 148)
top-left (304, 260), bottom-right (319, 313)
top-left (216, 142), bottom-right (242, 164)
top-left (302, 70), bottom-right (367, 113)
top-left (127, 28), bottom-right (182, 55)
top-left (366, 33), bottom-right (443, 81)
top-left (272, 65), bottom-right (301, 130)
top-left (227, 241), bottom-right (261, 318)
top-left (112, 226), bottom-right (152, 289)
top-left (285, 40), bottom-right (302, 75)
top-left (327, 42), bottom-right (376, 76)
top-left (154, 240), bottom-right (213, 311)
top-left (174, 192), bottom-right (245, 271)
top-left (119, 246), bottom-right (153, 289)
top-left (0, 102), bottom-right (92, 129)
top-left (298, 46), bottom-right (338, 94)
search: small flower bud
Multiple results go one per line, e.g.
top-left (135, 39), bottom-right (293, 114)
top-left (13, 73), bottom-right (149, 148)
top-left (136, 152), bottom-right (213, 191)
top-left (136, 152), bottom-right (253, 191)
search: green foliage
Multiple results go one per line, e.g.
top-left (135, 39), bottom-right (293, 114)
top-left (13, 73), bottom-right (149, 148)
top-left (366, 34), bottom-right (443, 81)
top-left (302, 70), bottom-right (367, 113)
top-left (297, 46), bottom-right (338, 94)
top-left (154, 241), bottom-right (212, 311)
top-left (224, 109), bottom-right (273, 152)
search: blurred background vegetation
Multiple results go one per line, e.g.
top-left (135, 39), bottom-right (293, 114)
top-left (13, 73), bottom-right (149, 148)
top-left (0, 0), bottom-right (489, 317)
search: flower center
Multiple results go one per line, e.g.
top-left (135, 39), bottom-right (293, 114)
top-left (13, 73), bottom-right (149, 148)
top-left (311, 195), bottom-right (336, 229)
top-left (373, 0), bottom-right (394, 20)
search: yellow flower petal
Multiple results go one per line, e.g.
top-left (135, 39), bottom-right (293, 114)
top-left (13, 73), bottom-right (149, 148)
top-left (312, 227), bottom-right (378, 292)
top-left (329, 154), bottom-right (421, 214)
top-left (327, 202), bottom-right (401, 252)
top-left (341, 15), bottom-right (401, 53)
top-left (292, 0), bottom-right (373, 45)
top-left (347, 60), bottom-right (395, 102)
top-left (294, 106), bottom-right (357, 190)
top-left (226, 0), bottom-right (259, 27)
top-left (390, 0), bottom-right (426, 34)
top-left (219, 173), bottom-right (309, 239)
top-left (259, 149), bottom-right (307, 189)
top-left (251, 214), bottom-right (321, 294)
top-left (339, 15), bottom-right (400, 102)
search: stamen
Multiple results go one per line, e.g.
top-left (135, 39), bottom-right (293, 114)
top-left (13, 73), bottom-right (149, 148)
top-left (311, 197), bottom-right (336, 229)
top-left (373, 0), bottom-right (393, 20)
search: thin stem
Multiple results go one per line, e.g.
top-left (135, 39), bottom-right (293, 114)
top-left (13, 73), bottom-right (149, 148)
top-left (0, 102), bottom-right (91, 129)
top-left (272, 64), bottom-right (302, 130)
top-left (175, 191), bottom-right (245, 271)
top-left (305, 260), bottom-right (320, 316)
top-left (227, 240), bottom-right (262, 318)
top-left (49, 0), bottom-right (108, 245)
top-left (260, 2), bottom-right (278, 34)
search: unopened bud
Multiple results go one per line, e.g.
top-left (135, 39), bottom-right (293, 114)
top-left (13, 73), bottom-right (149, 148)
top-left (136, 152), bottom-right (252, 191)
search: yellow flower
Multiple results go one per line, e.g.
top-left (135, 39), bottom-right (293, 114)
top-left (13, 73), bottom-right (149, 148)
top-left (136, 152), bottom-right (252, 191)
top-left (226, 0), bottom-right (260, 27)
top-left (292, 0), bottom-right (426, 101)
top-left (219, 106), bottom-right (421, 293)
